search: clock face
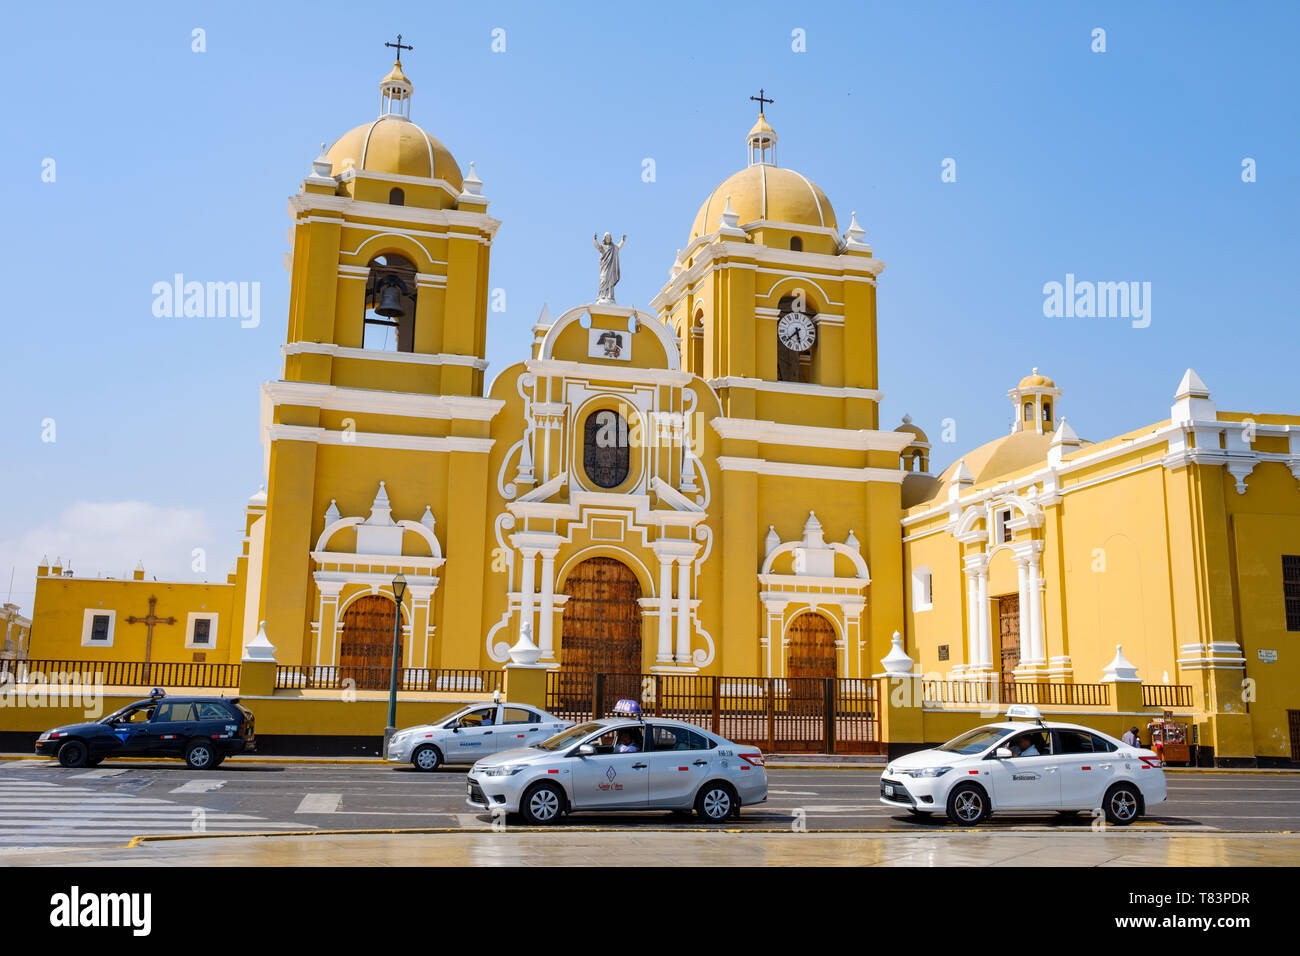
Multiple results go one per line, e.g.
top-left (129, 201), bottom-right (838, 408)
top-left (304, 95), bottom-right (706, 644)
top-left (777, 312), bottom-right (817, 352)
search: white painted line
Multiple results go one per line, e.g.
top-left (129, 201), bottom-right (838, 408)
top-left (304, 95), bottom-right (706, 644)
top-left (295, 793), bottom-right (342, 814)
top-left (171, 779), bottom-right (226, 794)
top-left (69, 769), bottom-right (129, 779)
top-left (768, 790), bottom-right (819, 796)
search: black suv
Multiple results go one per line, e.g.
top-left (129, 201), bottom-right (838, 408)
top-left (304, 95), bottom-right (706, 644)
top-left (35, 692), bottom-right (257, 769)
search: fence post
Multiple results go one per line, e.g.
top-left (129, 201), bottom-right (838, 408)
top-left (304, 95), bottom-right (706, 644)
top-left (765, 679), bottom-right (776, 753)
top-left (824, 678), bottom-right (836, 755)
top-left (711, 677), bottom-right (721, 735)
top-left (654, 675), bottom-right (663, 718)
top-left (592, 672), bottom-right (605, 720)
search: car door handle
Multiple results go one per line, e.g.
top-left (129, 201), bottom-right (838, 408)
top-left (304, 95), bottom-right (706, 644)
top-left (693, 760), bottom-right (709, 766)
top-left (528, 727), bottom-right (538, 732)
top-left (632, 763), bottom-right (647, 769)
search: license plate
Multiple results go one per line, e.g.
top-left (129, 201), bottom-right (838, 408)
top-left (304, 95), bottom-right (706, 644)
top-left (884, 785), bottom-right (895, 797)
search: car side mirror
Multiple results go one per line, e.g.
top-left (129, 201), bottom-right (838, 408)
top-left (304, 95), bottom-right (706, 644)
top-left (575, 744), bottom-right (595, 757)
top-left (995, 747), bottom-right (1013, 759)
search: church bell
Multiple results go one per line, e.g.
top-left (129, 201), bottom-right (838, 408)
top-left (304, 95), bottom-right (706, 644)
top-left (374, 277), bottom-right (407, 318)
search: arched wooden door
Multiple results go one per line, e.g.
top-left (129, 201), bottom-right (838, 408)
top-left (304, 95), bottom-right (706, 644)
top-left (998, 594), bottom-right (1020, 687)
top-left (786, 612), bottom-right (837, 716)
top-left (340, 595), bottom-right (399, 690)
top-left (558, 558), bottom-right (642, 711)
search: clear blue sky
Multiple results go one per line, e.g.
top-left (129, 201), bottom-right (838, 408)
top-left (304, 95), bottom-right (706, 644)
top-left (1, 1), bottom-right (1296, 609)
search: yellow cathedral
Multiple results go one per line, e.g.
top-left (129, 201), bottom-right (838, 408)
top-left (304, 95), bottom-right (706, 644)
top-left (17, 58), bottom-right (1300, 766)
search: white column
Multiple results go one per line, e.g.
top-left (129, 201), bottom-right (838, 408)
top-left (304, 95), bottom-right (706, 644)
top-left (657, 556), bottom-right (674, 663)
top-left (965, 570), bottom-right (979, 671)
top-left (675, 557), bottom-right (691, 663)
top-left (1016, 558), bottom-right (1030, 669)
top-left (518, 547), bottom-right (537, 642)
top-left (538, 548), bottom-right (557, 660)
top-left (1028, 551), bottom-right (1045, 665)
top-left (976, 567), bottom-right (991, 671)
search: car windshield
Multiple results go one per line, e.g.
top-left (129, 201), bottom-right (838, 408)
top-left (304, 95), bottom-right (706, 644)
top-left (535, 722), bottom-right (605, 752)
top-left (937, 727), bottom-right (1012, 755)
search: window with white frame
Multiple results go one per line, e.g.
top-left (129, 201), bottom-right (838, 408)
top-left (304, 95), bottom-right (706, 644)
top-left (185, 612), bottom-right (219, 649)
top-left (997, 509), bottom-right (1014, 543)
top-left (81, 609), bottom-right (116, 647)
top-left (912, 566), bottom-right (933, 612)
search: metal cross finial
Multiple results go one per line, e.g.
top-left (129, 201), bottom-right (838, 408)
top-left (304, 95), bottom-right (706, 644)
top-left (385, 34), bottom-right (413, 63)
top-left (750, 88), bottom-right (774, 113)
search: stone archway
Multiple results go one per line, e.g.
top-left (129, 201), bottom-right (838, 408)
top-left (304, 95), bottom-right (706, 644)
top-left (557, 557), bottom-right (643, 711)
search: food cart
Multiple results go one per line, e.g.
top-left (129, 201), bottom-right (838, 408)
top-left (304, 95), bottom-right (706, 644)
top-left (1146, 711), bottom-right (1191, 765)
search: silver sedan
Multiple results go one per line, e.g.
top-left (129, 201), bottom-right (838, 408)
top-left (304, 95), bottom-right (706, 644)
top-left (466, 717), bottom-right (768, 824)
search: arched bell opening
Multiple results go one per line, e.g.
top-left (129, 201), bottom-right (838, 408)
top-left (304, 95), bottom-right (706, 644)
top-left (363, 253), bottom-right (418, 352)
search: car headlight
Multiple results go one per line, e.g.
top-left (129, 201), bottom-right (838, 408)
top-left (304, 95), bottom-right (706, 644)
top-left (480, 764), bottom-right (528, 777)
top-left (903, 767), bottom-right (952, 778)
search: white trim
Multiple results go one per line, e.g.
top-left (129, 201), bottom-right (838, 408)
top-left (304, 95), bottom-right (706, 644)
top-left (716, 456), bottom-right (905, 484)
top-left (526, 358), bottom-right (693, 387)
top-left (184, 612), bottom-right (219, 650)
top-left (710, 417), bottom-right (912, 452)
top-left (81, 609), bottom-right (115, 648)
top-left (267, 424), bottom-right (495, 454)
top-left (289, 193), bottom-right (502, 240)
top-left (706, 376), bottom-right (882, 402)
top-left (263, 380), bottom-right (503, 420)
top-left (280, 342), bottom-right (488, 371)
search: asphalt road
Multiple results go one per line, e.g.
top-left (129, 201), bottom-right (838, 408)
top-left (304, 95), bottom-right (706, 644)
top-left (2, 759), bottom-right (1298, 849)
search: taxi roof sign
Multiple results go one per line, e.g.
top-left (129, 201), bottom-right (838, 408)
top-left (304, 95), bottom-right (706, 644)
top-left (612, 699), bottom-right (642, 718)
top-left (1005, 704), bottom-right (1042, 722)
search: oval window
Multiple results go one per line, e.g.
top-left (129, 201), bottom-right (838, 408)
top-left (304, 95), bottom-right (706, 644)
top-left (583, 410), bottom-right (630, 488)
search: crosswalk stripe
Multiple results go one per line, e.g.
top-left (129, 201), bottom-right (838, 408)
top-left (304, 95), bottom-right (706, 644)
top-left (295, 793), bottom-right (342, 813)
top-left (0, 778), bottom-right (310, 846)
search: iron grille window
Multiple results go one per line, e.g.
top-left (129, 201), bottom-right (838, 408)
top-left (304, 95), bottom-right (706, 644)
top-left (193, 619), bottom-right (211, 645)
top-left (1284, 555), bottom-right (1300, 631)
top-left (583, 410), bottom-right (630, 488)
top-left (90, 614), bottom-right (110, 642)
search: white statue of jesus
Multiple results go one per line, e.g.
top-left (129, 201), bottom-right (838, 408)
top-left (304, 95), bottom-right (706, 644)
top-left (594, 232), bottom-right (626, 303)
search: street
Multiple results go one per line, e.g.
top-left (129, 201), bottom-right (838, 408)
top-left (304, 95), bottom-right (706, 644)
top-left (2, 758), bottom-right (1299, 851)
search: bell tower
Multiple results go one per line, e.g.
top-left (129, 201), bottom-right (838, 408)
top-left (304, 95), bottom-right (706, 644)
top-left (251, 48), bottom-right (505, 668)
top-left (651, 107), bottom-right (886, 430)
top-left (281, 55), bottom-right (498, 398)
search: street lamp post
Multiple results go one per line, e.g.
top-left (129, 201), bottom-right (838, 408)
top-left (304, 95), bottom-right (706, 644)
top-left (383, 573), bottom-right (407, 754)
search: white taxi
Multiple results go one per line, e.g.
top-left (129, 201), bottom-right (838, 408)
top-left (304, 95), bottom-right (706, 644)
top-left (466, 700), bottom-right (768, 824)
top-left (879, 706), bottom-right (1168, 825)
top-left (386, 698), bottom-right (570, 771)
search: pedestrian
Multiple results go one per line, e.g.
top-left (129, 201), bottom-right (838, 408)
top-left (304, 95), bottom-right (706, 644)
top-left (1121, 726), bottom-right (1140, 747)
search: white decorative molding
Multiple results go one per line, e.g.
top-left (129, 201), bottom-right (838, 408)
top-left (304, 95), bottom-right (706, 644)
top-left (706, 377), bottom-right (883, 402)
top-left (710, 417), bottom-right (913, 452)
top-left (263, 379), bottom-right (502, 418)
top-left (80, 609), bottom-right (116, 648)
top-left (183, 612), bottom-right (220, 650)
top-left (267, 423), bottom-right (495, 454)
top-left (717, 456), bottom-right (904, 484)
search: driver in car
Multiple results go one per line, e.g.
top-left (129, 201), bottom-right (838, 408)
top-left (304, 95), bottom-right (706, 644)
top-left (616, 729), bottom-right (641, 753)
top-left (1010, 734), bottom-right (1040, 757)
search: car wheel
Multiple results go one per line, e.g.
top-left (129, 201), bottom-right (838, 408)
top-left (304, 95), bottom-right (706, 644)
top-left (412, 745), bottom-right (442, 772)
top-left (695, 782), bottom-right (738, 823)
top-left (57, 740), bottom-right (89, 768)
top-left (184, 739), bottom-right (216, 770)
top-left (946, 783), bottom-right (989, 825)
top-left (1103, 783), bottom-right (1141, 826)
top-left (520, 782), bottom-right (565, 825)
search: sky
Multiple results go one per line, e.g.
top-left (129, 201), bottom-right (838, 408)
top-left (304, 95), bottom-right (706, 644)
top-left (1, 1), bottom-right (1296, 611)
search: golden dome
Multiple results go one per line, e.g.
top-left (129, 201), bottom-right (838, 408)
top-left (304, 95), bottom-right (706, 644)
top-left (894, 414), bottom-right (928, 443)
top-left (325, 116), bottom-right (463, 188)
top-left (1018, 367), bottom-right (1056, 389)
top-left (748, 113), bottom-right (776, 141)
top-left (691, 164), bottom-right (837, 240)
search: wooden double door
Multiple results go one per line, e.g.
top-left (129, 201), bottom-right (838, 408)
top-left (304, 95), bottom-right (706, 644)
top-left (557, 558), bottom-right (643, 710)
top-left (786, 612), bottom-right (837, 715)
top-left (998, 594), bottom-right (1020, 683)
top-left (339, 595), bottom-right (400, 690)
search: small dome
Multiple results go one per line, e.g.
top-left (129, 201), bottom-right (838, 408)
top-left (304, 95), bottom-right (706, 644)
top-left (691, 165), bottom-right (836, 240)
top-left (325, 117), bottom-right (463, 188)
top-left (1018, 367), bottom-right (1055, 389)
top-left (894, 414), bottom-right (928, 443)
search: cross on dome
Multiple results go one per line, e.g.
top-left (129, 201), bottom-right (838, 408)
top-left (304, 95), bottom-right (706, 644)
top-left (746, 89), bottom-right (778, 166)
